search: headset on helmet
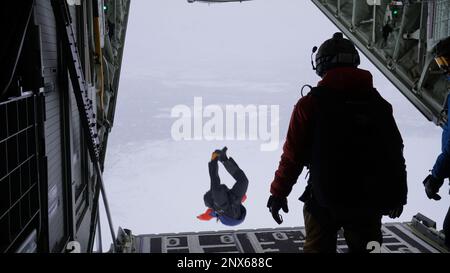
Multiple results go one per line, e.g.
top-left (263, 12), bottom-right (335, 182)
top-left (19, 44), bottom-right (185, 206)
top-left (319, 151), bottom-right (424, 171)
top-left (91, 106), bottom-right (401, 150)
top-left (311, 32), bottom-right (361, 77)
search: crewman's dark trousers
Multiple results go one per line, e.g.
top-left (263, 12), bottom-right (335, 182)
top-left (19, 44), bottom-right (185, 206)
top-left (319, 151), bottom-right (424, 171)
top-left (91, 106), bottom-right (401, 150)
top-left (302, 205), bottom-right (383, 253)
top-left (444, 206), bottom-right (450, 247)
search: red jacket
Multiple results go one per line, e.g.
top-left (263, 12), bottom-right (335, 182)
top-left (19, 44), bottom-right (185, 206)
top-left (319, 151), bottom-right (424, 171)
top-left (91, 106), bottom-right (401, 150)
top-left (270, 67), bottom-right (378, 198)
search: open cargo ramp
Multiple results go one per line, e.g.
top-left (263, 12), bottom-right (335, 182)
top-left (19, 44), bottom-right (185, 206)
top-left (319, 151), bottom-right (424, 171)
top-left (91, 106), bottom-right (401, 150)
top-left (116, 214), bottom-right (449, 253)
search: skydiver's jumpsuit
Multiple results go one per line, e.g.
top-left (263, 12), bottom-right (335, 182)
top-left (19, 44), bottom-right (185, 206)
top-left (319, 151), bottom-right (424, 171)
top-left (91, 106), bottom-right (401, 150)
top-left (203, 158), bottom-right (248, 220)
top-left (431, 93), bottom-right (450, 247)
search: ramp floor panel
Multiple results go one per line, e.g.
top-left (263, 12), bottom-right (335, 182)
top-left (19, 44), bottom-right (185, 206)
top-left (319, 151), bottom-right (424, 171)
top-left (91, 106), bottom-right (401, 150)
top-left (133, 223), bottom-right (446, 253)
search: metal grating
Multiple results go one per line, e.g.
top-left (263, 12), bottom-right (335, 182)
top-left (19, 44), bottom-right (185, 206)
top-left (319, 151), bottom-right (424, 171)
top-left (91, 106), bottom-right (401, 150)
top-left (428, 0), bottom-right (450, 48)
top-left (0, 94), bottom-right (40, 253)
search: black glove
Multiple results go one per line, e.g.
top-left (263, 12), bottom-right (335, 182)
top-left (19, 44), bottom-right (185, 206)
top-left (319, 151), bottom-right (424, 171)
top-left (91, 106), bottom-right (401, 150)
top-left (267, 195), bottom-right (288, 224)
top-left (212, 147), bottom-right (228, 162)
top-left (423, 174), bottom-right (444, 201)
top-left (388, 205), bottom-right (403, 219)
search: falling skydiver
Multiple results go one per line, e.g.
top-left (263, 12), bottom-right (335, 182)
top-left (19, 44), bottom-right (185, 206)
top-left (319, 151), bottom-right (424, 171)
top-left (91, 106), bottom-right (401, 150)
top-left (197, 147), bottom-right (248, 226)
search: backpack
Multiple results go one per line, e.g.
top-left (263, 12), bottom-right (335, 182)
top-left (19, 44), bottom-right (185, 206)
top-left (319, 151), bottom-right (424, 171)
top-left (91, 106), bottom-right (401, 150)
top-left (308, 86), bottom-right (406, 212)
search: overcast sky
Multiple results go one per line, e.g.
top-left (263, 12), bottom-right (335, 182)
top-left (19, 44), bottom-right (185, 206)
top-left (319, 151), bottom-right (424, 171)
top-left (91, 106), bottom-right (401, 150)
top-left (100, 0), bottom-right (449, 247)
top-left (123, 0), bottom-right (330, 74)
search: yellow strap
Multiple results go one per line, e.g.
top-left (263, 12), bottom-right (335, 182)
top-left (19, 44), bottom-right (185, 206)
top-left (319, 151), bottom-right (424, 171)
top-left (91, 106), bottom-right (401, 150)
top-left (435, 56), bottom-right (449, 68)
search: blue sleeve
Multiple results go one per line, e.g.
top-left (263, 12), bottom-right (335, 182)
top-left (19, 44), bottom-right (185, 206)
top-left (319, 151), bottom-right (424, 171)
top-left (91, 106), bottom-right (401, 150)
top-left (432, 98), bottom-right (450, 180)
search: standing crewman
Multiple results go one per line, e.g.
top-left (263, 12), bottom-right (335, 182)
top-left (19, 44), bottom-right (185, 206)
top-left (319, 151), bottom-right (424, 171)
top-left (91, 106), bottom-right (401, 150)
top-left (422, 36), bottom-right (450, 248)
top-left (266, 32), bottom-right (408, 253)
top-left (198, 147), bottom-right (249, 226)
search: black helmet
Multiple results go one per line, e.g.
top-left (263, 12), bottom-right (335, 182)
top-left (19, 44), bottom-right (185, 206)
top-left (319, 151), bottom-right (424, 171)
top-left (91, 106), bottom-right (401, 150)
top-left (315, 32), bottom-right (360, 77)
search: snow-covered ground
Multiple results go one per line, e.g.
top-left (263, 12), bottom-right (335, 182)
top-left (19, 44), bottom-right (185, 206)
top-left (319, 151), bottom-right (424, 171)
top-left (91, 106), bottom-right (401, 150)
top-left (99, 0), bottom-right (449, 248)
